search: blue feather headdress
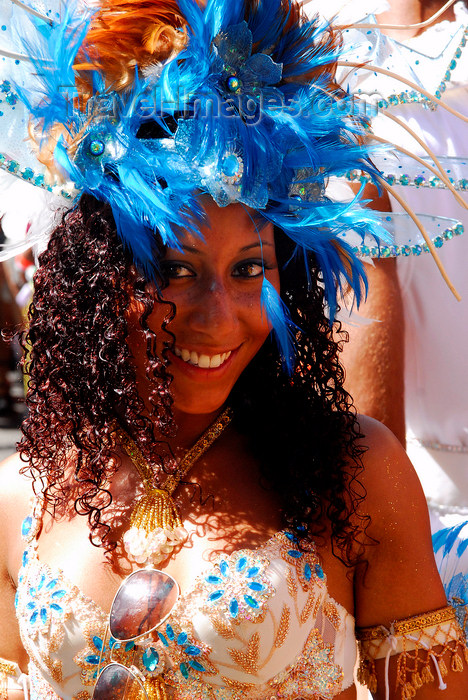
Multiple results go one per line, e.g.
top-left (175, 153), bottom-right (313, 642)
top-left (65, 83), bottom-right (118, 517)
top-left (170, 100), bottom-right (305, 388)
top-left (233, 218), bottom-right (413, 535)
top-left (6, 0), bottom-right (391, 371)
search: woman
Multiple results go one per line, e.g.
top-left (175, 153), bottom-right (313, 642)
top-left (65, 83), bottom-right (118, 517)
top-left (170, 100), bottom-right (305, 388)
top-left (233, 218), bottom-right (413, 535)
top-left (0, 0), bottom-right (466, 698)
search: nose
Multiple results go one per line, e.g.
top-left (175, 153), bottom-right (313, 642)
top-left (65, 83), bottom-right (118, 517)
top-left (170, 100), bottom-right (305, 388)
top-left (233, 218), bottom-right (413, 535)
top-left (187, 276), bottom-right (240, 336)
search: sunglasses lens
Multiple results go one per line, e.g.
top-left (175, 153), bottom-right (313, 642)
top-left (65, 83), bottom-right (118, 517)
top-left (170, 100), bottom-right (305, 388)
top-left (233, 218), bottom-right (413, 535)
top-left (93, 663), bottom-right (147, 700)
top-left (110, 569), bottom-right (179, 641)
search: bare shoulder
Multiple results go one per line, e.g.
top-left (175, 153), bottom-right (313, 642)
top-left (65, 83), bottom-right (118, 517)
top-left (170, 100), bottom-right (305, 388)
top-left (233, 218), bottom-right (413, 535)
top-left (0, 453), bottom-right (34, 563)
top-left (355, 415), bottom-right (427, 536)
top-left (353, 415), bottom-right (447, 627)
top-left (0, 452), bottom-right (32, 516)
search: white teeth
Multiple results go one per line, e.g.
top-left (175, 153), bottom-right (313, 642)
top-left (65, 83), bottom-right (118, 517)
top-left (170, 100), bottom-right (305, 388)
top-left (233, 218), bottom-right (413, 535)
top-left (174, 347), bottom-right (232, 368)
top-left (198, 354), bottom-right (210, 368)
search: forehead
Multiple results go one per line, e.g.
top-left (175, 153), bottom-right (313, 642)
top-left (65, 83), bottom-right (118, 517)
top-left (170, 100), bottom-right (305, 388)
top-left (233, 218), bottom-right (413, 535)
top-left (178, 198), bottom-right (275, 254)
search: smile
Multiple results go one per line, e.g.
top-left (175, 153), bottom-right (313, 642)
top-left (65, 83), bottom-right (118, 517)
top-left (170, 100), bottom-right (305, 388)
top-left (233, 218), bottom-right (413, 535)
top-left (173, 346), bottom-right (233, 369)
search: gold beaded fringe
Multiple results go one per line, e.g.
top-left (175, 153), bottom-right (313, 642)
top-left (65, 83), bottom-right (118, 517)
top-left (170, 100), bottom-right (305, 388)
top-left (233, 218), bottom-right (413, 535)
top-left (115, 407), bottom-right (233, 558)
top-left (144, 677), bottom-right (168, 700)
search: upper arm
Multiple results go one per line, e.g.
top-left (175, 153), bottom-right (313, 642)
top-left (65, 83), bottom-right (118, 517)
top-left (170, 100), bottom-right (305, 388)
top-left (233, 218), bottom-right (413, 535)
top-left (339, 259), bottom-right (405, 444)
top-left (354, 416), bottom-right (445, 626)
top-left (0, 454), bottom-right (31, 673)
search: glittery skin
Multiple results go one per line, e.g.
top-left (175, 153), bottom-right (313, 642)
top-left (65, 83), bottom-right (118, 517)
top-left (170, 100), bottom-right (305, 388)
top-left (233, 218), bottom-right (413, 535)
top-left (17, 515), bottom-right (356, 699)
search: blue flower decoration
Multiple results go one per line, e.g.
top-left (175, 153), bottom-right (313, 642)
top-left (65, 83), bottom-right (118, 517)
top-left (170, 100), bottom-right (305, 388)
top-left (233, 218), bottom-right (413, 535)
top-left (203, 551), bottom-right (274, 623)
top-left (25, 573), bottom-right (67, 628)
top-left (213, 21), bottom-right (283, 101)
top-left (281, 531), bottom-right (325, 591)
top-left (157, 623), bottom-right (212, 680)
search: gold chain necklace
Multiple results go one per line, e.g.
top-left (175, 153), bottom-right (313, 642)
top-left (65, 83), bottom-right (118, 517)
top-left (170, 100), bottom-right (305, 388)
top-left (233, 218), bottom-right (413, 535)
top-left (115, 407), bottom-right (233, 565)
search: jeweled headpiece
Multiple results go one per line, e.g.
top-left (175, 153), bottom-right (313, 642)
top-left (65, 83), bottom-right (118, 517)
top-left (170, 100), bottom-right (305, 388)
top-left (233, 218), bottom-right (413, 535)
top-left (0, 0), bottom-right (422, 368)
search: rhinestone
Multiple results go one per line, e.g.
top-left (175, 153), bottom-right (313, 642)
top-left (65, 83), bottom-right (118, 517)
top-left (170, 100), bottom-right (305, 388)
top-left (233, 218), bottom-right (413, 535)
top-left (226, 75), bottom-right (241, 93)
top-left (89, 139), bottom-right (105, 156)
top-left (434, 236), bottom-right (444, 248)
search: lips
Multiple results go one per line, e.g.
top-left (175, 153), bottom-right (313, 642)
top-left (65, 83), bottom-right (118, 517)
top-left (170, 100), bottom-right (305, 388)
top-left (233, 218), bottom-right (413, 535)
top-left (173, 346), bottom-right (233, 369)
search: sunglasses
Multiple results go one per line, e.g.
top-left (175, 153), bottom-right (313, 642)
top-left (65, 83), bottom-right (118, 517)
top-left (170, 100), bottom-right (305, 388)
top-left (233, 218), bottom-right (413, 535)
top-left (92, 568), bottom-right (179, 700)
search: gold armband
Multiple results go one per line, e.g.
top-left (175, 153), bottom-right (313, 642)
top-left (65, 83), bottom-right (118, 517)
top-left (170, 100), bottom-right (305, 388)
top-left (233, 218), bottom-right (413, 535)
top-left (356, 605), bottom-right (467, 699)
top-left (0, 658), bottom-right (27, 699)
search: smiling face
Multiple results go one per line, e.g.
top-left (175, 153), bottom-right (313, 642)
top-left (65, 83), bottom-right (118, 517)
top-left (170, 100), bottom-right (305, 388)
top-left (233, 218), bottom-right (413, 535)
top-left (127, 197), bottom-right (280, 416)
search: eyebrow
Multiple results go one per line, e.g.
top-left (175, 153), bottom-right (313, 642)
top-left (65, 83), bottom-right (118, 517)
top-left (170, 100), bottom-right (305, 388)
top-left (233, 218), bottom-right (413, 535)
top-left (178, 240), bottom-right (273, 255)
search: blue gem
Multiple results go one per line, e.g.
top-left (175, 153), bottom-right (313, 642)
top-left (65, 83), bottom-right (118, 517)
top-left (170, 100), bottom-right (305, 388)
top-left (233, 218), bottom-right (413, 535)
top-left (179, 662), bottom-right (189, 679)
top-left (284, 532), bottom-right (297, 542)
top-left (21, 515), bottom-right (32, 537)
top-left (414, 175), bottom-right (425, 187)
top-left (248, 582), bottom-right (265, 592)
top-left (50, 603), bottom-right (62, 612)
top-left (229, 598), bottom-right (239, 618)
top-left (21, 168), bottom-right (34, 180)
top-left (360, 245), bottom-right (370, 257)
top-left (34, 175), bottom-right (44, 187)
top-left (206, 575), bottom-right (222, 585)
top-left (219, 560), bottom-right (229, 577)
top-left (386, 174), bottom-right (396, 186)
top-left (5, 93), bottom-right (17, 106)
top-left (222, 154), bottom-right (241, 178)
top-left (244, 595), bottom-right (259, 609)
top-left (40, 607), bottom-right (47, 624)
top-left (247, 566), bottom-right (260, 577)
top-left (401, 245), bottom-right (411, 256)
top-left (22, 550), bottom-right (29, 567)
top-left (189, 659), bottom-right (206, 672)
top-left (89, 139), bottom-right (105, 156)
top-left (85, 654), bottom-right (100, 664)
top-left (455, 224), bottom-right (464, 236)
top-left (157, 632), bottom-right (169, 647)
top-left (125, 641), bottom-right (134, 651)
top-left (304, 562), bottom-right (312, 581)
top-left (226, 75), bottom-right (241, 92)
top-left (177, 632), bottom-right (188, 645)
top-left (30, 611), bottom-right (38, 624)
top-left (143, 648), bottom-right (159, 672)
top-left (315, 564), bottom-right (325, 579)
top-left (93, 636), bottom-right (103, 651)
top-left (185, 645), bottom-right (202, 656)
top-left (0, 81), bottom-right (10, 93)
top-left (208, 590), bottom-right (224, 602)
top-left (287, 549), bottom-right (303, 559)
top-left (166, 624), bottom-right (175, 640)
top-left (399, 174), bottom-right (410, 186)
top-left (235, 557), bottom-right (247, 572)
top-left (434, 236), bottom-right (444, 248)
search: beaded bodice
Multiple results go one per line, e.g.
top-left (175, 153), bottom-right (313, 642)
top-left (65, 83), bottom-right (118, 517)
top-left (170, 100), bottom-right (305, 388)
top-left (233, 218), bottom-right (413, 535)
top-left (15, 514), bottom-right (356, 700)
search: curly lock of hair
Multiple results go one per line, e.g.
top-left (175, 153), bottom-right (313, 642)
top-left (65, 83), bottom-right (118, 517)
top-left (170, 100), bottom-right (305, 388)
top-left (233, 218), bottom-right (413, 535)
top-left (19, 193), bottom-right (369, 566)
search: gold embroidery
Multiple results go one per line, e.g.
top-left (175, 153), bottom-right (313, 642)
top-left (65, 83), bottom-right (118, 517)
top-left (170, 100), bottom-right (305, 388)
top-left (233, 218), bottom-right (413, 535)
top-left (73, 692), bottom-right (91, 700)
top-left (221, 677), bottom-right (256, 691)
top-left (211, 615), bottom-right (236, 639)
top-left (286, 568), bottom-right (297, 598)
top-left (324, 601), bottom-right (341, 630)
top-left (274, 605), bottom-right (290, 648)
top-left (228, 632), bottom-right (260, 674)
top-left (300, 591), bottom-right (317, 625)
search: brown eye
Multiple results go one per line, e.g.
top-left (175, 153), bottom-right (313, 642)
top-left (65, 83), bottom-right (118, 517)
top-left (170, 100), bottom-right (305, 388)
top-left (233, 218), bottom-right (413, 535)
top-left (232, 261), bottom-right (264, 278)
top-left (162, 262), bottom-right (195, 279)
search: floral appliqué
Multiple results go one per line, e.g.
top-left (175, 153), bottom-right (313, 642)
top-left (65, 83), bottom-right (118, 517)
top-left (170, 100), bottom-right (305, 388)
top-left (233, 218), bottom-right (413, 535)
top-left (202, 549), bottom-right (274, 624)
top-left (212, 21), bottom-right (283, 100)
top-left (74, 627), bottom-right (165, 687)
top-left (158, 619), bottom-right (216, 686)
top-left (278, 531), bottom-right (326, 591)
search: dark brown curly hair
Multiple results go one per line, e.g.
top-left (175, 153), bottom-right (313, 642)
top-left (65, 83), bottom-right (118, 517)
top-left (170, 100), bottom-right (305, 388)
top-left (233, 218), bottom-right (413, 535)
top-left (18, 193), bottom-right (369, 567)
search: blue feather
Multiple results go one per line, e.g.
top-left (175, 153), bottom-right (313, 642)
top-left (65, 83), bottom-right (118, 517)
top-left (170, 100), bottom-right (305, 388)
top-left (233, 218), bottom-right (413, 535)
top-left (261, 278), bottom-right (298, 374)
